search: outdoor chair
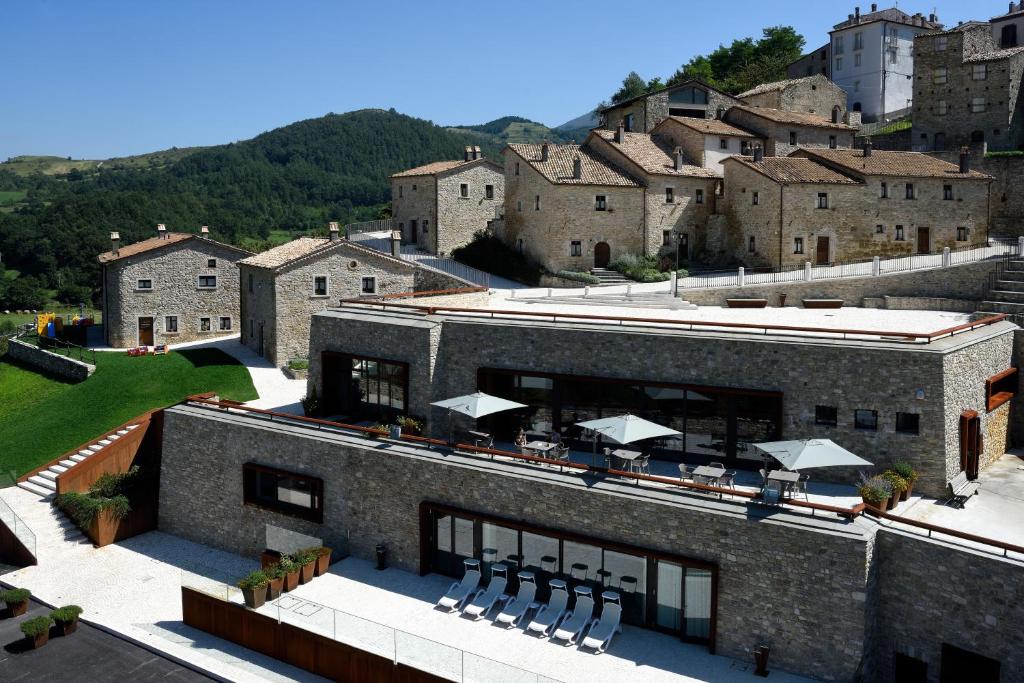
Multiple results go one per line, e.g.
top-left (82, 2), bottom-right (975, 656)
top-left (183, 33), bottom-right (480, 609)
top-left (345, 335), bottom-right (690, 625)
top-left (495, 572), bottom-right (538, 628)
top-left (552, 587), bottom-right (596, 645)
top-left (463, 565), bottom-right (509, 620)
top-left (581, 592), bottom-right (623, 653)
top-left (437, 559), bottom-right (482, 612)
top-left (758, 468), bottom-right (768, 485)
top-left (526, 579), bottom-right (569, 637)
top-left (796, 473), bottom-right (810, 501)
top-left (678, 464), bottom-right (692, 481)
top-left (555, 443), bottom-right (570, 463)
top-left (710, 461), bottom-right (726, 470)
top-left (722, 470), bottom-right (737, 490)
top-left (630, 454), bottom-right (651, 476)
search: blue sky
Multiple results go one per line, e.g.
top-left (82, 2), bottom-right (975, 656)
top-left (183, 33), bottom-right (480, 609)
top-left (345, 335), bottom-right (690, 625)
top-left (2, 0), bottom-right (981, 159)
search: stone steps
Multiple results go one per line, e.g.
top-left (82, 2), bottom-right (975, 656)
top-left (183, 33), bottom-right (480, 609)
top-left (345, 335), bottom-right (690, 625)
top-left (589, 268), bottom-right (630, 284)
top-left (979, 300), bottom-right (1024, 314)
top-left (16, 480), bottom-right (55, 499)
top-left (988, 290), bottom-right (1024, 304)
top-left (992, 279), bottom-right (1024, 292)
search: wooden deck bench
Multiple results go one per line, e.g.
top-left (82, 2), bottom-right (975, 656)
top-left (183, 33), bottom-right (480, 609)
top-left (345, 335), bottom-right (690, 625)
top-left (945, 471), bottom-right (980, 508)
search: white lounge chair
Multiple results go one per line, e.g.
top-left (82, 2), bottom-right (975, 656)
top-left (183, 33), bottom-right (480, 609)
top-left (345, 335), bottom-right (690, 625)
top-left (495, 571), bottom-right (538, 628)
top-left (552, 587), bottom-right (595, 645)
top-left (526, 579), bottom-right (569, 637)
top-left (437, 559), bottom-right (481, 612)
top-left (463, 565), bottom-right (509, 620)
top-left (581, 591), bottom-right (623, 653)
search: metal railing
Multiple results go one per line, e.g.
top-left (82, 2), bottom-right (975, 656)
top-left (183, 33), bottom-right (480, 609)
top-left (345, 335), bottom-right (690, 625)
top-left (407, 255), bottom-right (491, 288)
top-left (344, 218), bottom-right (393, 238)
top-left (0, 495), bottom-right (36, 560)
top-left (30, 333), bottom-right (97, 364)
top-left (183, 572), bottom-right (563, 683)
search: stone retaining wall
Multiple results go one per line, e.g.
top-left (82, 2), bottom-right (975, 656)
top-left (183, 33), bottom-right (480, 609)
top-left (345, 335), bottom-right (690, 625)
top-left (6, 339), bottom-right (94, 381)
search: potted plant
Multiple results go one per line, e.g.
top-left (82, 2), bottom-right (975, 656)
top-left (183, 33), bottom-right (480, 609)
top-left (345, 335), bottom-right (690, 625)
top-left (882, 470), bottom-right (908, 510)
top-left (20, 616), bottom-right (53, 649)
top-left (260, 548), bottom-right (282, 570)
top-left (266, 564), bottom-right (285, 601)
top-left (50, 605), bottom-right (83, 636)
top-left (295, 549), bottom-right (317, 584)
top-left (397, 416), bottom-right (423, 436)
top-left (892, 461), bottom-right (919, 500)
top-left (279, 555), bottom-right (300, 592)
top-left (238, 569), bottom-right (269, 609)
top-left (1, 588), bottom-right (31, 617)
top-left (858, 474), bottom-right (893, 512)
top-left (313, 546), bottom-right (333, 576)
top-left (300, 388), bottom-right (319, 417)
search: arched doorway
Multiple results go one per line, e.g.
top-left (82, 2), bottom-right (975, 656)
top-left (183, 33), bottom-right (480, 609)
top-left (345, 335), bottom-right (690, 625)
top-left (594, 242), bottom-right (611, 268)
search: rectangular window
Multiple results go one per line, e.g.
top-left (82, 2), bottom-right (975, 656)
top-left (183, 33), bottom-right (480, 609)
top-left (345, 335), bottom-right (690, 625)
top-left (935, 36), bottom-right (948, 52)
top-left (748, 236), bottom-right (756, 253)
top-left (570, 240), bottom-right (583, 256)
top-left (905, 184), bottom-right (915, 200)
top-left (399, 185), bottom-right (403, 198)
top-left (835, 57), bottom-right (843, 71)
top-left (200, 317), bottom-right (211, 332)
top-left (854, 409), bottom-right (878, 431)
top-left (516, 199), bottom-right (522, 212)
top-left (937, 100), bottom-right (948, 116)
top-left (794, 237), bottom-right (804, 254)
top-left (662, 231), bottom-right (672, 247)
top-left (219, 316), bottom-right (232, 331)
top-left (971, 97), bottom-right (987, 113)
top-left (986, 367), bottom-right (1019, 410)
top-left (854, 32), bottom-right (863, 51)
top-left (207, 258), bottom-right (217, 268)
top-left (789, 131), bottom-right (797, 146)
top-left (314, 275), bottom-right (328, 296)
top-left (665, 187), bottom-right (674, 203)
top-left (695, 189), bottom-right (704, 204)
top-left (422, 219), bottom-right (429, 234)
top-left (243, 463), bottom-right (324, 523)
top-left (361, 276), bottom-right (377, 294)
top-left (249, 319), bottom-right (254, 337)
top-left (595, 195), bottom-right (607, 211)
top-left (515, 162), bottom-right (520, 176)
top-left (973, 64), bottom-right (988, 81)
top-left (854, 53), bottom-right (862, 67)
top-left (816, 193), bottom-right (829, 209)
top-left (957, 226), bottom-right (968, 241)
top-left (485, 184), bottom-right (494, 199)
top-left (895, 225), bottom-right (905, 241)
top-left (944, 185), bottom-right (953, 200)
top-left (624, 113), bottom-right (634, 132)
top-left (136, 279), bottom-right (153, 290)
top-left (895, 413), bottom-right (920, 435)
top-left (815, 405), bottom-right (837, 426)
top-left (165, 316), bottom-right (178, 333)
top-left (460, 183), bottom-right (469, 198)
top-left (933, 67), bottom-right (947, 84)
top-left (876, 224), bottom-right (885, 234)
top-left (198, 275), bottom-right (217, 289)
top-left (752, 191), bottom-right (759, 206)
top-left (248, 273), bottom-right (253, 293)
top-left (328, 352), bottom-right (409, 421)
top-left (829, 135), bottom-right (837, 149)
top-left (719, 138), bottom-right (728, 150)
top-left (835, 36), bottom-right (844, 55)
top-left (880, 182), bottom-right (888, 198)
top-left (534, 195), bottom-right (541, 211)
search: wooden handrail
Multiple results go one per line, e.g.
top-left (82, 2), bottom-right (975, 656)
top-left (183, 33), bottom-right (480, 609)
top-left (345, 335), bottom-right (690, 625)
top-left (366, 287), bottom-right (488, 301)
top-left (925, 313), bottom-right (1008, 339)
top-left (864, 507), bottom-right (1024, 557)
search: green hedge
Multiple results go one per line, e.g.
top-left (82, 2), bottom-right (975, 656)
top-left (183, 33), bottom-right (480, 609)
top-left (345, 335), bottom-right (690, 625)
top-left (554, 270), bottom-right (601, 285)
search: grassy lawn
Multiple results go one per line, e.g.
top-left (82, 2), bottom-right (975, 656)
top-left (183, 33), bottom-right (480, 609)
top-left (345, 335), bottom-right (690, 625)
top-left (0, 348), bottom-right (257, 477)
top-left (0, 309), bottom-right (102, 328)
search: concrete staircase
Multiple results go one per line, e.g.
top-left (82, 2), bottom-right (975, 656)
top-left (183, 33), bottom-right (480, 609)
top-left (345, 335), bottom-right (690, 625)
top-left (979, 258), bottom-right (1024, 320)
top-left (17, 424), bottom-right (140, 500)
top-left (589, 268), bottom-right (630, 285)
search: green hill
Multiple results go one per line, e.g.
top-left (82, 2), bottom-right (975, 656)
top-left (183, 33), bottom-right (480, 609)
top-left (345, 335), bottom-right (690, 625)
top-left (1, 147), bottom-right (207, 177)
top-left (0, 109), bottom-right (507, 308)
top-left (448, 115), bottom-right (574, 146)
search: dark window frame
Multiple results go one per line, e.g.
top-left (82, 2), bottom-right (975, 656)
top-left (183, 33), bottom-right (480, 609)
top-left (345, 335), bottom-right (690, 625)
top-left (895, 412), bottom-right (920, 435)
top-left (165, 315), bottom-right (178, 333)
top-left (854, 409), bottom-right (878, 431)
top-left (595, 195), bottom-right (607, 211)
top-left (218, 316), bottom-right (232, 331)
top-left (815, 405), bottom-right (838, 426)
top-left (207, 258), bottom-right (217, 268)
top-left (243, 462), bottom-right (324, 523)
top-left (485, 184), bottom-right (494, 199)
top-left (198, 275), bottom-right (218, 289)
top-left (695, 189), bottom-right (704, 204)
top-left (314, 275), bottom-right (328, 297)
top-left (986, 367), bottom-right (1018, 411)
top-left (460, 183), bottom-right (469, 198)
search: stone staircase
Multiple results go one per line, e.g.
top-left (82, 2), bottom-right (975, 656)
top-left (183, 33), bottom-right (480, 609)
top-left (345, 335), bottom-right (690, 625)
top-left (979, 258), bottom-right (1024, 321)
top-left (589, 267), bottom-right (630, 285)
top-left (18, 424), bottom-right (140, 500)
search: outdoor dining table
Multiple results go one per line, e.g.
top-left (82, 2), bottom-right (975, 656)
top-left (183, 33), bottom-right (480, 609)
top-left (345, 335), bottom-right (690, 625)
top-left (468, 430), bottom-right (493, 448)
top-left (767, 470), bottom-right (801, 496)
top-left (524, 441), bottom-right (557, 456)
top-left (691, 465), bottom-right (726, 484)
top-left (606, 448), bottom-right (642, 471)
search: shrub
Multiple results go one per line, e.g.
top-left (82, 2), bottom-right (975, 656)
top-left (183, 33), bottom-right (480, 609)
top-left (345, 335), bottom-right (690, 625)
top-left (56, 491), bottom-right (131, 528)
top-left (881, 470), bottom-right (908, 494)
top-left (554, 270), bottom-right (601, 285)
top-left (288, 358), bottom-right (309, 371)
top-left (50, 605), bottom-right (83, 623)
top-left (265, 563), bottom-right (286, 579)
top-left (451, 231), bottom-right (543, 286)
top-left (608, 254), bottom-right (675, 282)
top-left (237, 569), bottom-right (269, 590)
top-left (0, 588), bottom-right (30, 604)
top-left (891, 460), bottom-right (918, 483)
top-left (857, 474), bottom-right (892, 505)
top-left (294, 548), bottom-right (317, 566)
top-left (397, 416), bottom-right (423, 435)
top-left (301, 387), bottom-right (319, 416)
top-left (277, 555), bottom-right (298, 573)
top-left (89, 466), bottom-right (139, 498)
top-left (20, 616), bottom-right (52, 638)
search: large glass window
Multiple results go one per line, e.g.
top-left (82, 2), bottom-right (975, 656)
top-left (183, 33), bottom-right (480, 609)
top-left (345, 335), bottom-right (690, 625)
top-left (321, 353), bottom-right (408, 421)
top-left (242, 463), bottom-right (323, 523)
top-left (481, 522), bottom-right (519, 580)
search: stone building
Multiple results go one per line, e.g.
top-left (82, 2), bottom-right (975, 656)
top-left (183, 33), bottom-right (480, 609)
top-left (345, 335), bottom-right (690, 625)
top-left (720, 147), bottom-right (992, 269)
top-left (828, 5), bottom-right (943, 122)
top-left (724, 105), bottom-right (858, 156)
top-left (237, 226), bottom-right (416, 366)
top-left (650, 116), bottom-right (762, 174)
top-left (912, 22), bottom-right (1024, 152)
top-left (737, 74), bottom-right (849, 118)
top-left (787, 42), bottom-right (831, 79)
top-left (991, 2), bottom-right (1024, 48)
top-left (390, 148), bottom-right (504, 255)
top-left (599, 79), bottom-right (743, 133)
top-left (500, 126), bottom-right (720, 273)
top-left (98, 226), bottom-right (251, 348)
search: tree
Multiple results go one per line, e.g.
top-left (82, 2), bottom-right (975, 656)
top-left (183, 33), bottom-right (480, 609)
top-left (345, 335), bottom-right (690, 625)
top-left (666, 25), bottom-right (805, 94)
top-left (610, 71), bottom-right (649, 104)
top-left (3, 276), bottom-right (46, 310)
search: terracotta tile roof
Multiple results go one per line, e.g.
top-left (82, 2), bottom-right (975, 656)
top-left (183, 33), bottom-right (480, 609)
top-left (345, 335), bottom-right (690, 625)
top-left (97, 233), bottom-right (250, 264)
top-left (661, 116), bottom-right (759, 138)
top-left (590, 130), bottom-right (720, 178)
top-left (390, 157), bottom-right (499, 178)
top-left (239, 237), bottom-right (411, 271)
top-left (725, 157), bottom-right (860, 185)
top-left (506, 143), bottom-right (642, 186)
top-left (796, 148), bottom-right (993, 179)
top-left (832, 8), bottom-right (941, 31)
top-left (730, 105), bottom-right (857, 131)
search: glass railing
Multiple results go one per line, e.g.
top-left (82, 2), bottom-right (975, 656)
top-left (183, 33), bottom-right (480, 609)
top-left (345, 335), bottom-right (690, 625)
top-left (0, 493), bottom-right (36, 559)
top-left (180, 570), bottom-right (562, 683)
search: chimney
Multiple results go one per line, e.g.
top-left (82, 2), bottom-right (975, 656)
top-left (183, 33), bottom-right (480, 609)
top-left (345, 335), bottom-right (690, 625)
top-left (864, 137), bottom-right (873, 157)
top-left (473, 145), bottom-right (482, 160)
top-left (960, 147), bottom-right (971, 174)
top-left (753, 146), bottom-right (764, 162)
top-left (572, 155), bottom-right (582, 179)
top-left (871, 3), bottom-right (877, 11)
top-left (541, 141), bottom-right (550, 161)
top-left (464, 145), bottom-right (472, 162)
top-left (929, 13), bottom-right (936, 23)
top-left (200, 225), bottom-right (209, 236)
top-left (674, 146), bottom-right (684, 171)
top-left (855, 7), bottom-right (860, 22)
top-left (110, 232), bottom-right (120, 256)
top-left (328, 221), bottom-right (340, 241)
top-left (1013, 2), bottom-right (1017, 13)
top-left (615, 120), bottom-right (625, 143)
top-left (156, 223), bottom-right (167, 239)
top-left (390, 230), bottom-right (402, 257)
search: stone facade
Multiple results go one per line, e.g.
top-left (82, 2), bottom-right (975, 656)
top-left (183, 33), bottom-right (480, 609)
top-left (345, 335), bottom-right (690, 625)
top-left (100, 235), bottom-right (250, 348)
top-left (600, 81), bottom-right (743, 133)
top-left (739, 74), bottom-right (848, 117)
top-left (913, 24), bottom-right (1024, 152)
top-left (930, 151), bottom-right (1024, 237)
top-left (390, 157), bottom-right (504, 255)
top-left (787, 43), bottom-right (831, 79)
top-left (6, 339), bottom-right (94, 381)
top-left (652, 117), bottom-right (761, 175)
top-left (725, 107), bottom-right (856, 157)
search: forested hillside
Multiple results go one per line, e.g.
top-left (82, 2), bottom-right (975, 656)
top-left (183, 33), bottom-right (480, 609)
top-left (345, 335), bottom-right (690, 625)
top-left (0, 109), bottom-right (503, 308)
top-left (448, 116), bottom-right (575, 145)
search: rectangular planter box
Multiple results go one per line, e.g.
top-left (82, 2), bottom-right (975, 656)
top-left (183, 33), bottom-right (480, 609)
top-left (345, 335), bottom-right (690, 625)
top-left (802, 299), bottom-right (844, 309)
top-left (726, 298), bottom-right (768, 309)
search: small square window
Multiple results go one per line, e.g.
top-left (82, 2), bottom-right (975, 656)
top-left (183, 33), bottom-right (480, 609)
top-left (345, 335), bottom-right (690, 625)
top-left (361, 276), bottom-right (377, 294)
top-left (595, 195), bottom-right (607, 211)
top-left (198, 275), bottom-right (217, 289)
top-left (219, 316), bottom-right (232, 331)
top-left (933, 67), bottom-right (947, 84)
top-left (485, 184), bottom-right (494, 199)
top-left (957, 226), bottom-right (968, 241)
top-left (719, 138), bottom-right (729, 150)
top-left (200, 317), bottom-right (212, 332)
top-left (905, 184), bottom-right (915, 200)
top-left (815, 405), bottom-right (837, 426)
top-left (816, 193), bottom-right (829, 209)
top-left (207, 258), bottom-right (217, 268)
top-left (895, 225), bottom-right (905, 241)
top-left (973, 64), bottom-right (988, 81)
top-left (460, 183), bottom-right (469, 198)
top-left (876, 225), bottom-right (884, 234)
top-left (794, 237), bottom-right (804, 254)
top-left (314, 276), bottom-right (328, 296)
top-left (665, 187), bottom-right (674, 203)
top-left (570, 240), bottom-right (583, 256)
top-left (137, 279), bottom-right (153, 290)
top-left (895, 412), bottom-right (920, 435)
top-left (695, 189), bottom-right (704, 204)
top-left (412, 184), bottom-right (417, 191)
top-left (935, 36), bottom-right (948, 52)
top-left (854, 409), bottom-right (878, 431)
top-left (165, 316), bottom-right (178, 333)
top-left (970, 97), bottom-right (987, 113)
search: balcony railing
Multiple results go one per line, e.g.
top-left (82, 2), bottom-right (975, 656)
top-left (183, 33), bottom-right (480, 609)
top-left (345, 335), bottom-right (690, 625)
top-left (0, 495), bottom-right (36, 560)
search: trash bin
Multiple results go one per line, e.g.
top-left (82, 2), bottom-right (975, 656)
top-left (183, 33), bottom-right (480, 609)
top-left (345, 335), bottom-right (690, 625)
top-left (375, 543), bottom-right (388, 570)
top-left (389, 425), bottom-right (402, 440)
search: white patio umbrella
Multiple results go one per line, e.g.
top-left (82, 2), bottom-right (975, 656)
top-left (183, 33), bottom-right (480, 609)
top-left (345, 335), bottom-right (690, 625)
top-left (575, 414), bottom-right (681, 465)
top-left (431, 392), bottom-right (527, 444)
top-left (753, 439), bottom-right (873, 470)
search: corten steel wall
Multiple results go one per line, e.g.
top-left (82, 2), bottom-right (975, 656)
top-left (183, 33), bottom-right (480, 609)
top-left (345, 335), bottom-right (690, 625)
top-left (159, 405), bottom-right (874, 682)
top-left (307, 309), bottom-right (1017, 497)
